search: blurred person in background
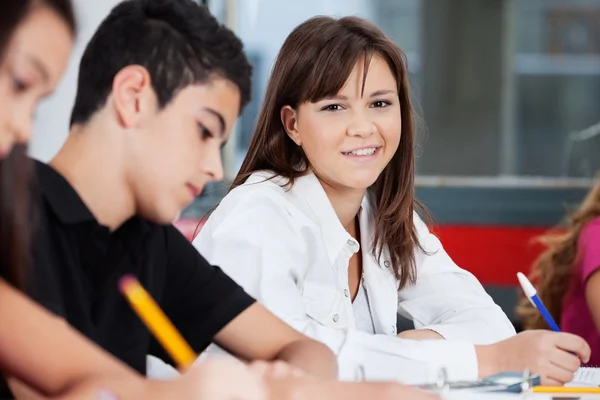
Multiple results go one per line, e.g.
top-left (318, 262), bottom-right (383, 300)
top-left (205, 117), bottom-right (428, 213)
top-left (519, 180), bottom-right (600, 366)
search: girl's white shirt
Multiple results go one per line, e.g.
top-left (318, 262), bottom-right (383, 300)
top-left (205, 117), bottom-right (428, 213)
top-left (192, 170), bottom-right (516, 384)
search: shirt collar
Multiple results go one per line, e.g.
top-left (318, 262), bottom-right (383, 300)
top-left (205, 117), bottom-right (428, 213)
top-left (292, 171), bottom-right (366, 264)
top-left (36, 159), bottom-right (96, 224)
top-left (35, 159), bottom-right (150, 239)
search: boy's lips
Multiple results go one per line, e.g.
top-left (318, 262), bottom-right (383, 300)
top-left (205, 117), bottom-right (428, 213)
top-left (186, 183), bottom-right (202, 197)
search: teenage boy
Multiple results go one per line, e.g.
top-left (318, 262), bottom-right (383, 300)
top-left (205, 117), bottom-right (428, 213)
top-left (26, 1), bottom-right (437, 399)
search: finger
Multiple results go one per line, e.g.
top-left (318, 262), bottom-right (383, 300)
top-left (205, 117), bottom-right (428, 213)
top-left (96, 390), bottom-right (119, 400)
top-left (52, 389), bottom-right (119, 400)
top-left (248, 360), bottom-right (271, 378)
top-left (539, 376), bottom-right (564, 387)
top-left (291, 367), bottom-right (307, 379)
top-left (548, 348), bottom-right (582, 374)
top-left (544, 363), bottom-right (575, 386)
top-left (231, 375), bottom-right (268, 400)
top-left (554, 333), bottom-right (591, 362)
top-left (280, 362), bottom-right (304, 378)
top-left (270, 361), bottom-right (293, 379)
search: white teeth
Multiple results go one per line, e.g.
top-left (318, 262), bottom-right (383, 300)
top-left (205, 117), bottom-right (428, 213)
top-left (345, 147), bottom-right (377, 156)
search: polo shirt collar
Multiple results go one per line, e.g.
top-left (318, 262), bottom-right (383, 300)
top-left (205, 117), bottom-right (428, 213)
top-left (35, 160), bottom-right (150, 238)
top-left (35, 160), bottom-right (96, 224)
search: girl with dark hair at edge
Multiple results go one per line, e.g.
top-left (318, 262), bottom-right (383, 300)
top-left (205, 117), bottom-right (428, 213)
top-left (0, 2), bottom-right (267, 399)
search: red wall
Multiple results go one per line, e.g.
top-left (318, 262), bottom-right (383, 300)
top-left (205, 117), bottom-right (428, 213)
top-left (431, 225), bottom-right (548, 286)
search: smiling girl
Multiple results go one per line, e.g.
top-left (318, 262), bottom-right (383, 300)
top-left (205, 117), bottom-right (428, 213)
top-left (194, 15), bottom-right (591, 386)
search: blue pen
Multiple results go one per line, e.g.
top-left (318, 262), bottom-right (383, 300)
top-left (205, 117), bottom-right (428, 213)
top-left (517, 272), bottom-right (561, 332)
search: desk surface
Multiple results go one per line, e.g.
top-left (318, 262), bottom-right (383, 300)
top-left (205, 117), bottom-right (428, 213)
top-left (443, 391), bottom-right (600, 399)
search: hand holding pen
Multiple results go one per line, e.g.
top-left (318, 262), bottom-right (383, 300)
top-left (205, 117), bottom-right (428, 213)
top-left (507, 272), bottom-right (591, 385)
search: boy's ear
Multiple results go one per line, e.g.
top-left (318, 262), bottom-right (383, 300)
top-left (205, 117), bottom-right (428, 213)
top-left (112, 65), bottom-right (155, 128)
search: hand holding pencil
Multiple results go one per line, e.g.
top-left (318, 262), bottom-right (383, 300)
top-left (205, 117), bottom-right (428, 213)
top-left (119, 275), bottom-right (268, 399)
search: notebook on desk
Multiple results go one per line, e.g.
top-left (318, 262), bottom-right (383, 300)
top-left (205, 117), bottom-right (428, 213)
top-left (416, 371), bottom-right (540, 393)
top-left (567, 367), bottom-right (600, 387)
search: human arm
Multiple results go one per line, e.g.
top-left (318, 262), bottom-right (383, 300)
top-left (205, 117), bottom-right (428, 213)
top-left (193, 198), bottom-right (481, 384)
top-left (474, 330), bottom-right (589, 385)
top-left (397, 329), bottom-right (444, 340)
top-left (267, 379), bottom-right (439, 400)
top-left (395, 213), bottom-right (516, 344)
top-left (214, 302), bottom-right (338, 379)
top-left (194, 197), bottom-right (591, 385)
top-left (396, 329), bottom-right (589, 385)
top-left (399, 215), bottom-right (591, 384)
top-left (161, 225), bottom-right (337, 380)
top-left (0, 279), bottom-right (150, 398)
top-left (0, 280), bottom-right (268, 399)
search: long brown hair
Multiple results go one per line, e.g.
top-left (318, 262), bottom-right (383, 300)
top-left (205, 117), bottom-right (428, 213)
top-left (229, 16), bottom-right (426, 289)
top-left (0, 1), bottom-right (32, 289)
top-left (0, 146), bottom-right (36, 289)
top-left (0, 0), bottom-right (76, 289)
top-left (517, 180), bottom-right (600, 330)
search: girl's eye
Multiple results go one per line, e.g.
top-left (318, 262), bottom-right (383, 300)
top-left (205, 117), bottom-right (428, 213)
top-left (371, 100), bottom-right (391, 108)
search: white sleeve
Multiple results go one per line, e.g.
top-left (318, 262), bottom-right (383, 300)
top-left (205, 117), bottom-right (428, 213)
top-left (193, 200), bottom-right (481, 384)
top-left (397, 213), bottom-right (516, 344)
top-left (146, 355), bottom-right (180, 380)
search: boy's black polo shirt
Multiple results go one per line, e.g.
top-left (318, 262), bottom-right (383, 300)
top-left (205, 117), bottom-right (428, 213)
top-left (28, 160), bottom-right (255, 374)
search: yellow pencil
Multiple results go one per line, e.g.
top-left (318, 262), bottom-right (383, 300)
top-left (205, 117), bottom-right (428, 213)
top-left (533, 386), bottom-right (600, 393)
top-left (119, 274), bottom-right (196, 369)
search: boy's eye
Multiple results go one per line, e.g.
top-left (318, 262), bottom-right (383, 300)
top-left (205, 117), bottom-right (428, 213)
top-left (12, 77), bottom-right (28, 92)
top-left (321, 104), bottom-right (344, 112)
top-left (199, 124), bottom-right (213, 139)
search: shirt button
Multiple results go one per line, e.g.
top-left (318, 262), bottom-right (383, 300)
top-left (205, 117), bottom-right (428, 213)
top-left (384, 261), bottom-right (390, 268)
top-left (333, 314), bottom-right (340, 323)
top-left (344, 289), bottom-right (349, 297)
top-left (347, 239), bottom-right (355, 247)
top-left (392, 325), bottom-right (397, 334)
